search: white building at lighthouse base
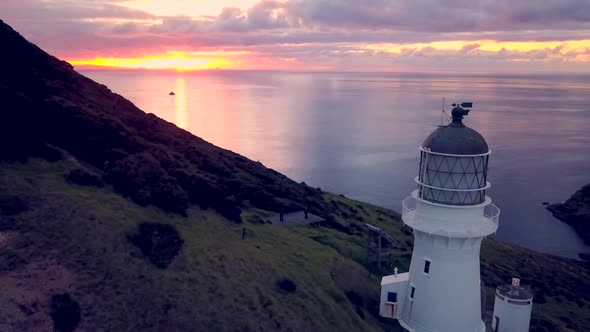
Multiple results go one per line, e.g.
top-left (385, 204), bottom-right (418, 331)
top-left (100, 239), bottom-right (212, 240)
top-left (379, 272), bottom-right (409, 320)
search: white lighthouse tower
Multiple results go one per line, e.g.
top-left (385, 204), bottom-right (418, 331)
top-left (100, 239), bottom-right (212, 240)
top-left (380, 103), bottom-right (500, 332)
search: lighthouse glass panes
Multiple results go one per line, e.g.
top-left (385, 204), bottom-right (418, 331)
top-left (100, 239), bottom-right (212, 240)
top-left (418, 148), bottom-right (489, 205)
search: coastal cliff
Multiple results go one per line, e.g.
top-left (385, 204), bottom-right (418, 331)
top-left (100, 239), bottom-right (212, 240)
top-left (547, 184), bottom-right (590, 245)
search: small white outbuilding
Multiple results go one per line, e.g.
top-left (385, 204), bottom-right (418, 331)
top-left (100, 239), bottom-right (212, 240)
top-left (491, 278), bottom-right (534, 332)
top-left (379, 270), bottom-right (409, 319)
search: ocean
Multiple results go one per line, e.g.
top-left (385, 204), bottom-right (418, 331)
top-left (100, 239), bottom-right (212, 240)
top-left (81, 70), bottom-right (590, 258)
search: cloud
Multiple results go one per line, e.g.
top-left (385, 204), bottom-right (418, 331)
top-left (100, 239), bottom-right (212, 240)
top-left (1, 0), bottom-right (155, 22)
top-left (283, 0), bottom-right (590, 32)
top-left (1, 0), bottom-right (590, 71)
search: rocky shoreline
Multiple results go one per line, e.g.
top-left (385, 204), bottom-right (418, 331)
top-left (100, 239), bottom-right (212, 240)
top-left (546, 183), bottom-right (590, 249)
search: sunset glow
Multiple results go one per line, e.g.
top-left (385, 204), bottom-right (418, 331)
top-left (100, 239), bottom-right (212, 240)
top-left (3, 0), bottom-right (590, 72)
top-left (69, 54), bottom-right (237, 71)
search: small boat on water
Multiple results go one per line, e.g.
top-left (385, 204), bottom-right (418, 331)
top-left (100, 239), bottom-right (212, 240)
top-left (169, 91), bottom-right (176, 96)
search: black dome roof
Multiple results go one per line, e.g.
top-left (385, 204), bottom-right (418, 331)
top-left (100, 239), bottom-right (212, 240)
top-left (422, 120), bottom-right (489, 155)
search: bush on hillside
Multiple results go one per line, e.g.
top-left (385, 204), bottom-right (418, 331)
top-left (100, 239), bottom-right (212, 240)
top-left (345, 290), bottom-right (364, 307)
top-left (35, 144), bottom-right (62, 162)
top-left (0, 139), bottom-right (61, 163)
top-left (0, 97), bottom-right (60, 162)
top-left (65, 168), bottom-right (103, 187)
top-left (276, 279), bottom-right (297, 293)
top-left (247, 215), bottom-right (265, 224)
top-left (0, 195), bottom-right (29, 216)
top-left (0, 251), bottom-right (27, 272)
top-left (50, 293), bottom-right (81, 332)
top-left (185, 174), bottom-right (242, 223)
top-left (127, 223), bottom-right (184, 269)
top-left (216, 195), bottom-right (243, 223)
top-left (105, 153), bottom-right (189, 215)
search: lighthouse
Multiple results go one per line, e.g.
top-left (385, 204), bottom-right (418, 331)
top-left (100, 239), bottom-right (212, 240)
top-left (379, 103), bottom-right (500, 332)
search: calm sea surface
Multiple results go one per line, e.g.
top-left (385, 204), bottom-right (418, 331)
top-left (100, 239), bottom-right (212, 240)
top-left (82, 70), bottom-right (590, 258)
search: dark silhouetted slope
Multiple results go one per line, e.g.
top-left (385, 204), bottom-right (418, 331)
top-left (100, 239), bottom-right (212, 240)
top-left (0, 19), bottom-right (325, 222)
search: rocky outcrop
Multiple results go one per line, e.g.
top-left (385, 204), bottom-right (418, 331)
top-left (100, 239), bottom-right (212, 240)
top-left (546, 183), bottom-right (590, 245)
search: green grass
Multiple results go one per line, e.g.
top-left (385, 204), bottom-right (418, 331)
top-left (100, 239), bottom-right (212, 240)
top-left (1, 158), bottom-right (588, 331)
top-left (0, 159), bottom-right (403, 331)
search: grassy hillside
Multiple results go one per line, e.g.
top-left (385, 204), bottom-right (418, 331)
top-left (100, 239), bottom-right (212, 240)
top-left (0, 157), bottom-right (395, 331)
top-left (0, 19), bottom-right (589, 332)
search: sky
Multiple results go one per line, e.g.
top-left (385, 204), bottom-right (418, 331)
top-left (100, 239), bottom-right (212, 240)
top-left (1, 0), bottom-right (589, 72)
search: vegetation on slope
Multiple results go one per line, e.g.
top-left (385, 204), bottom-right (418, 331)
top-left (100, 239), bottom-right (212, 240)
top-left (0, 158), bottom-right (393, 331)
top-left (2, 157), bottom-right (588, 331)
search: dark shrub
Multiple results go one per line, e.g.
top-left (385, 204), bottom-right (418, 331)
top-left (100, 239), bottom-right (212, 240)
top-left (186, 175), bottom-right (242, 223)
top-left (105, 152), bottom-right (162, 196)
top-left (105, 148), bottom-right (129, 163)
top-left (105, 153), bottom-right (189, 215)
top-left (250, 190), bottom-right (277, 210)
top-left (50, 293), bottom-right (81, 332)
top-left (402, 227), bottom-right (413, 236)
top-left (186, 174), bottom-right (222, 209)
top-left (277, 279), bottom-right (296, 293)
top-left (198, 158), bottom-right (232, 177)
top-left (0, 195), bottom-right (29, 215)
top-left (0, 251), bottom-right (27, 271)
top-left (34, 144), bottom-right (62, 162)
top-left (216, 197), bottom-right (242, 223)
top-left (248, 215), bottom-right (265, 224)
top-left (149, 175), bottom-right (190, 215)
top-left (65, 169), bottom-right (103, 187)
top-left (530, 327), bottom-right (548, 332)
top-left (0, 138), bottom-right (61, 162)
top-left (355, 307), bottom-right (365, 320)
top-left (367, 298), bottom-right (380, 317)
top-left (321, 218), bottom-right (352, 234)
top-left (128, 223), bottom-right (184, 269)
top-left (345, 290), bottom-right (364, 307)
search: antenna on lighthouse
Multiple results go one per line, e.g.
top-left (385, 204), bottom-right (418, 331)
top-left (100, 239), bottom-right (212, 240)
top-left (439, 97), bottom-right (451, 126)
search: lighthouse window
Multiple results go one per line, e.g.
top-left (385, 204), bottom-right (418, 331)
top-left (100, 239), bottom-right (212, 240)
top-left (409, 285), bottom-right (416, 300)
top-left (387, 292), bottom-right (397, 303)
top-left (423, 259), bottom-right (431, 274)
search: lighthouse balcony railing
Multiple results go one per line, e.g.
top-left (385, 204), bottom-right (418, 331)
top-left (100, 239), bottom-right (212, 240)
top-left (484, 203), bottom-right (501, 225)
top-left (401, 196), bottom-right (500, 226)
